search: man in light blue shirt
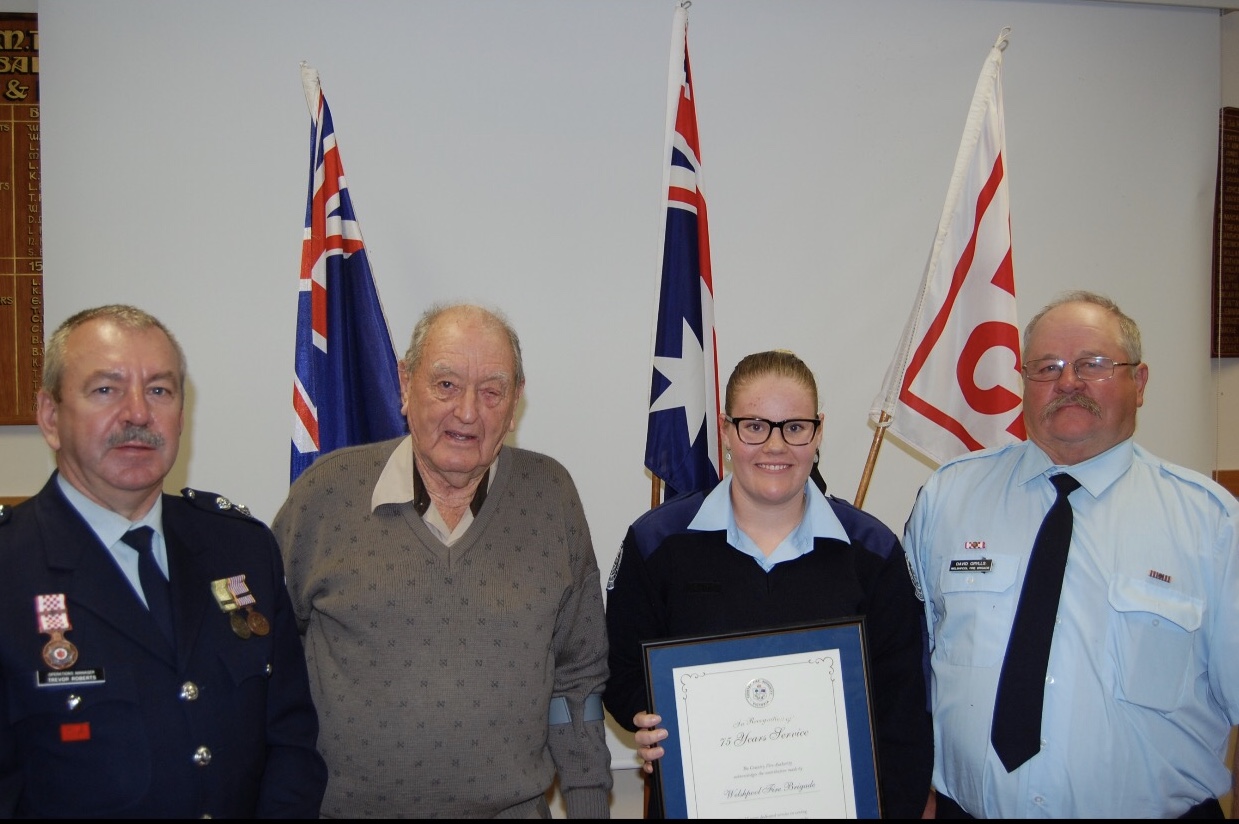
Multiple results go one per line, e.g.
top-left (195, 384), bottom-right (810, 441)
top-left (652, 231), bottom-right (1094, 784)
top-left (905, 291), bottom-right (1239, 818)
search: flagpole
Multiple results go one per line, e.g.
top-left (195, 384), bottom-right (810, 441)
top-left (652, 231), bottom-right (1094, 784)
top-left (854, 412), bottom-right (889, 509)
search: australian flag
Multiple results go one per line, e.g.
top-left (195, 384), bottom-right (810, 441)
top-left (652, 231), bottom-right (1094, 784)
top-left (291, 63), bottom-right (406, 483)
top-left (644, 7), bottom-right (721, 501)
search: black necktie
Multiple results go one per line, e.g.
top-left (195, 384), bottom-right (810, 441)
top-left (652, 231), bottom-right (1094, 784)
top-left (990, 472), bottom-right (1081, 772)
top-left (121, 526), bottom-right (175, 649)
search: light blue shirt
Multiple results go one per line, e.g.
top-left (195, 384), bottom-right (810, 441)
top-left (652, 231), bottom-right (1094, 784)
top-left (687, 474), bottom-right (849, 570)
top-left (56, 474), bottom-right (169, 608)
top-left (904, 438), bottom-right (1239, 818)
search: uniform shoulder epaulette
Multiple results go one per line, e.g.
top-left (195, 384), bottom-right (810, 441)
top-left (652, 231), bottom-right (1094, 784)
top-left (1156, 463), bottom-right (1239, 513)
top-left (937, 441), bottom-right (1018, 472)
top-left (628, 490), bottom-right (709, 561)
top-left (180, 488), bottom-right (257, 520)
top-left (826, 495), bottom-right (901, 561)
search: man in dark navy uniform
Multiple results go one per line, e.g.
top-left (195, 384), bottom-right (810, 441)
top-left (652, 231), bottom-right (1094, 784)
top-left (0, 304), bottom-right (326, 818)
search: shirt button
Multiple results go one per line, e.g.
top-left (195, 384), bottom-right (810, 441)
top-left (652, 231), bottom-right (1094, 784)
top-left (180, 682), bottom-right (200, 701)
top-left (1045, 675), bottom-right (1054, 684)
top-left (192, 746), bottom-right (212, 766)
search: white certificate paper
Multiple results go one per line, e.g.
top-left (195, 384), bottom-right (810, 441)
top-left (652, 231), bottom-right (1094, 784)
top-left (672, 649), bottom-right (856, 819)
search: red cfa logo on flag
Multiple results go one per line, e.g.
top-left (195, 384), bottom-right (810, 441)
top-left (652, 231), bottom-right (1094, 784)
top-left (872, 29), bottom-right (1025, 466)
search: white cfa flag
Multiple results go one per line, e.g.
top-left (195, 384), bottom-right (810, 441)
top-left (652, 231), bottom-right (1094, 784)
top-left (871, 28), bottom-right (1026, 466)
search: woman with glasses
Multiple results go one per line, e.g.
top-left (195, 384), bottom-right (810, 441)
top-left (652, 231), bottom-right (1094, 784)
top-left (603, 350), bottom-right (932, 818)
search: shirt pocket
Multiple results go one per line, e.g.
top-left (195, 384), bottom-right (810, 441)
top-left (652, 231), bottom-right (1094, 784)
top-left (6, 665), bottom-right (150, 815)
top-left (934, 554), bottom-right (1020, 667)
top-left (1107, 576), bottom-right (1202, 712)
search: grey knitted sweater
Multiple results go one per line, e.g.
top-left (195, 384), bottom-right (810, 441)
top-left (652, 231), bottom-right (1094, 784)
top-left (273, 439), bottom-right (612, 818)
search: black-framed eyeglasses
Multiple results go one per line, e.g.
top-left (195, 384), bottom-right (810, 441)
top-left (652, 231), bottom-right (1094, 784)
top-left (1021, 356), bottom-right (1139, 383)
top-left (725, 416), bottom-right (821, 446)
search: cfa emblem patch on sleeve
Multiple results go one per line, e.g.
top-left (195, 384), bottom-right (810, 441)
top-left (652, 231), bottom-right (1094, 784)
top-left (905, 552), bottom-right (925, 602)
top-left (606, 544), bottom-right (623, 591)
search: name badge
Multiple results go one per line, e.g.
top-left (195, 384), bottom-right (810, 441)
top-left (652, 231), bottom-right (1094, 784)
top-left (37, 668), bottom-right (106, 687)
top-left (949, 558), bottom-right (993, 573)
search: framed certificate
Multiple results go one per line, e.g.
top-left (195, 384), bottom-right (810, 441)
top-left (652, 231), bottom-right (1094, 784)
top-left (642, 619), bottom-right (880, 819)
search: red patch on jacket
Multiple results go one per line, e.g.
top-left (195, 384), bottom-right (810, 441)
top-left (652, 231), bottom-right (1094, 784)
top-left (59, 722), bottom-right (90, 742)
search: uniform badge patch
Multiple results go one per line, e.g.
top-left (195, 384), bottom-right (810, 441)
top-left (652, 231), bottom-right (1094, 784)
top-left (905, 553), bottom-right (924, 602)
top-left (59, 722), bottom-right (90, 742)
top-left (606, 545), bottom-right (623, 591)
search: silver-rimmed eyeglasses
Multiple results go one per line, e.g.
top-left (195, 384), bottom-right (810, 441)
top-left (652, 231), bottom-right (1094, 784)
top-left (1021, 356), bottom-right (1139, 382)
top-left (725, 416), bottom-right (821, 446)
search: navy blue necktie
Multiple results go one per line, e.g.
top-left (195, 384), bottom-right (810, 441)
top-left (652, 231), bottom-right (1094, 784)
top-left (121, 526), bottom-right (175, 649)
top-left (990, 473), bottom-right (1081, 772)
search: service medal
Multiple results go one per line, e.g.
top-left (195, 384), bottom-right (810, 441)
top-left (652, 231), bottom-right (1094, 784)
top-left (36, 594), bottom-right (79, 671)
top-left (225, 574), bottom-right (269, 637)
top-left (42, 637), bottom-right (78, 670)
top-left (229, 611), bottom-right (253, 639)
top-left (245, 610), bottom-right (270, 636)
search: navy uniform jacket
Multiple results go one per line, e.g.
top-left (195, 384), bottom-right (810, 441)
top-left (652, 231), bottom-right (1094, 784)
top-left (0, 475), bottom-right (326, 818)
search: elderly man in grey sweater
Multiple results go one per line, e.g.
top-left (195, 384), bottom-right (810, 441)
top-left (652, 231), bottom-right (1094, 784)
top-left (274, 302), bottom-right (611, 818)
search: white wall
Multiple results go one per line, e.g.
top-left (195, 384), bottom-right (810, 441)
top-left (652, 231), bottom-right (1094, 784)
top-left (0, 0), bottom-right (1232, 805)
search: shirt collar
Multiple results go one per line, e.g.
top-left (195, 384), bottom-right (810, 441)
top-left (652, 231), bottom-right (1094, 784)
top-left (412, 460), bottom-right (489, 517)
top-left (371, 436), bottom-right (497, 514)
top-left (687, 475), bottom-right (851, 545)
top-left (55, 472), bottom-right (165, 547)
top-left (1017, 437), bottom-right (1135, 499)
